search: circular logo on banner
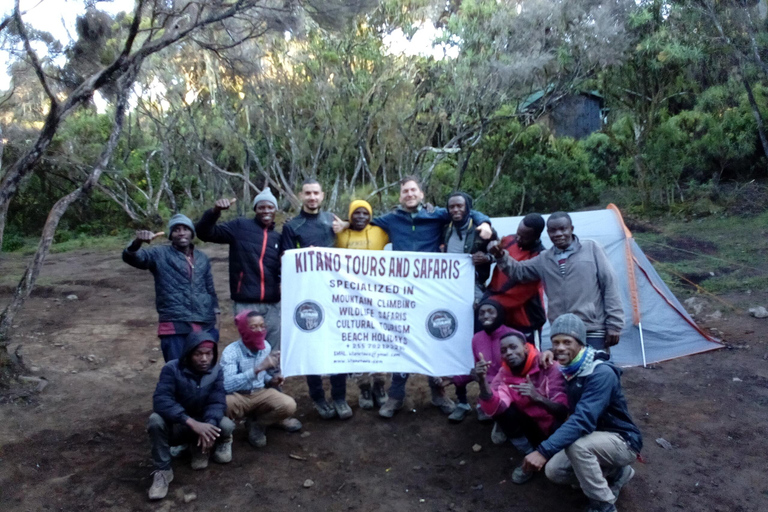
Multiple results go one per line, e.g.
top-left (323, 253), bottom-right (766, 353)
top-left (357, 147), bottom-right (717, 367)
top-left (294, 301), bottom-right (324, 332)
top-left (426, 309), bottom-right (458, 340)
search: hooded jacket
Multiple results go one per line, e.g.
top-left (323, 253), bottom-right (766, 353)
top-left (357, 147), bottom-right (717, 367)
top-left (335, 200), bottom-right (390, 250)
top-left (122, 244), bottom-right (218, 324)
top-left (452, 300), bottom-right (512, 388)
top-left (536, 352), bottom-right (643, 459)
top-left (440, 193), bottom-right (497, 283)
top-left (195, 209), bottom-right (282, 304)
top-left (152, 331), bottom-right (226, 426)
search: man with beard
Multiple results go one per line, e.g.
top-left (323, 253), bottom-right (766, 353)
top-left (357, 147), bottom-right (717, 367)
top-left (478, 213), bottom-right (547, 345)
top-left (522, 314), bottom-right (642, 512)
top-left (440, 192), bottom-right (497, 304)
top-left (282, 179), bottom-right (351, 420)
top-left (489, 212), bottom-right (624, 351)
top-left (221, 311), bottom-right (302, 448)
top-left (448, 299), bottom-right (513, 423)
top-left (147, 332), bottom-right (233, 500)
top-left (335, 199), bottom-right (389, 410)
top-left (477, 330), bottom-right (568, 485)
top-left (123, 214), bottom-right (219, 362)
top-left (195, 188), bottom-right (283, 349)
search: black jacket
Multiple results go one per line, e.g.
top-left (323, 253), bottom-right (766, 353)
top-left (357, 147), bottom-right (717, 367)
top-left (195, 209), bottom-right (282, 304)
top-left (281, 210), bottom-right (336, 250)
top-left (440, 219), bottom-right (498, 285)
top-left (152, 331), bottom-right (226, 426)
top-left (122, 244), bottom-right (218, 324)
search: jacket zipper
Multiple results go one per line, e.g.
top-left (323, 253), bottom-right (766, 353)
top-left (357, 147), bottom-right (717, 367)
top-left (259, 228), bottom-right (268, 300)
top-left (237, 271), bottom-right (244, 294)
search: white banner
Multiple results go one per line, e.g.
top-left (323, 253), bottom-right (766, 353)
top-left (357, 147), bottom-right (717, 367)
top-left (281, 248), bottom-right (475, 377)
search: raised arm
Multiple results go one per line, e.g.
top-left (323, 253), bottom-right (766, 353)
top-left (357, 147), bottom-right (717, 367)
top-left (122, 230), bottom-right (164, 270)
top-left (195, 198), bottom-right (237, 244)
top-left (488, 241), bottom-right (544, 284)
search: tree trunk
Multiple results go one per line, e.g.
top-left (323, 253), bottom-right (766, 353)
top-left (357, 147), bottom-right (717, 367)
top-left (741, 74), bottom-right (768, 160)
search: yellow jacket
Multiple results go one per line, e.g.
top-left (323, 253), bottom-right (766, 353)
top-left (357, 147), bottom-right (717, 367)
top-left (336, 225), bottom-right (389, 250)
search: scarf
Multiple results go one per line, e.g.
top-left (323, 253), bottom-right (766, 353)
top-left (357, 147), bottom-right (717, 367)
top-left (235, 311), bottom-right (266, 352)
top-left (559, 346), bottom-right (596, 379)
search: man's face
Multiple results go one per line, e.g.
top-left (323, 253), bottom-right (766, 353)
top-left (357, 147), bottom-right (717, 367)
top-left (551, 334), bottom-right (582, 366)
top-left (190, 345), bottom-right (214, 373)
top-left (255, 201), bottom-right (276, 226)
top-left (301, 183), bottom-right (324, 212)
top-left (247, 315), bottom-right (267, 333)
top-left (399, 180), bottom-right (424, 211)
top-left (516, 222), bottom-right (538, 250)
top-left (350, 207), bottom-right (371, 231)
top-left (546, 217), bottom-right (574, 250)
top-left (170, 225), bottom-right (193, 250)
top-left (448, 195), bottom-right (467, 222)
top-left (500, 335), bottom-right (528, 368)
top-left (478, 304), bottom-right (498, 329)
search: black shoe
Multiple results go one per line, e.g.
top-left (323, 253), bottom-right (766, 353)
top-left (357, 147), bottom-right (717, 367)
top-left (372, 383), bottom-right (388, 408)
top-left (359, 386), bottom-right (374, 410)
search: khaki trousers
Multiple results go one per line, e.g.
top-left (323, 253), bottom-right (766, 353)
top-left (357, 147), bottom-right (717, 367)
top-left (545, 430), bottom-right (637, 503)
top-left (226, 388), bottom-right (296, 426)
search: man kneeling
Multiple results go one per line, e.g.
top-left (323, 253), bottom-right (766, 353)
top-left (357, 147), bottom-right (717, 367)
top-left (147, 332), bottom-right (233, 500)
top-left (523, 314), bottom-right (643, 512)
top-left (477, 329), bottom-right (568, 484)
top-left (221, 311), bottom-right (302, 448)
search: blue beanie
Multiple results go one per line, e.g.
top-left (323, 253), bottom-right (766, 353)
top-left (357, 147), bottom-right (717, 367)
top-left (167, 213), bottom-right (196, 240)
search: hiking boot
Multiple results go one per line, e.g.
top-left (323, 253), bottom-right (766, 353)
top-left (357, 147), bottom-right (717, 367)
top-left (246, 419), bottom-right (267, 448)
top-left (333, 399), bottom-right (353, 420)
top-left (608, 465), bottom-right (635, 501)
top-left (378, 397), bottom-right (404, 418)
top-left (476, 405), bottom-right (492, 423)
top-left (491, 422), bottom-right (508, 445)
top-left (148, 469), bottom-right (173, 500)
top-left (585, 500), bottom-right (617, 512)
top-left (314, 398), bottom-right (337, 420)
top-left (430, 388), bottom-right (456, 415)
top-left (279, 417), bottom-right (303, 432)
top-left (372, 382), bottom-right (387, 408)
top-left (358, 385), bottom-right (374, 410)
top-left (511, 465), bottom-right (534, 484)
top-left (448, 403), bottom-right (472, 423)
top-left (212, 437), bottom-right (232, 464)
top-left (190, 448), bottom-right (209, 470)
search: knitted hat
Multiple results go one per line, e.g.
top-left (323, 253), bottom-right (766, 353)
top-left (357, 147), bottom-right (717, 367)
top-left (550, 313), bottom-right (587, 345)
top-left (252, 187), bottom-right (278, 210)
top-left (167, 213), bottom-right (196, 240)
top-left (348, 199), bottom-right (373, 221)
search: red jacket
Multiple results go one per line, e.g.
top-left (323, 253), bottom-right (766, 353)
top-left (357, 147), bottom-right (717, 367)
top-left (484, 235), bottom-right (546, 330)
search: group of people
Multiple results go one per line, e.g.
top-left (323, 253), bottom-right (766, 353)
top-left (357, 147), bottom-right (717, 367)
top-left (124, 176), bottom-right (643, 512)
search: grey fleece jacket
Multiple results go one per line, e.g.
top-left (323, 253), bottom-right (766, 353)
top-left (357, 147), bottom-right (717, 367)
top-left (496, 236), bottom-right (624, 333)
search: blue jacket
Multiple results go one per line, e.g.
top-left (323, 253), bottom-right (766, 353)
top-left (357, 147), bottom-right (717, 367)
top-left (152, 332), bottom-right (226, 426)
top-left (372, 206), bottom-right (490, 253)
top-left (537, 356), bottom-right (643, 459)
top-left (122, 244), bottom-right (218, 324)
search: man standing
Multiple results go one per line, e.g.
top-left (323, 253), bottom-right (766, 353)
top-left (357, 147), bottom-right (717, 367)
top-left (440, 191), bottom-right (497, 304)
top-left (147, 331), bottom-right (234, 500)
top-left (489, 212), bottom-right (624, 351)
top-left (522, 314), bottom-right (642, 512)
top-left (282, 179), bottom-right (351, 420)
top-left (195, 188), bottom-right (283, 349)
top-left (479, 213), bottom-right (547, 345)
top-left (123, 214), bottom-right (219, 362)
top-left (221, 311), bottom-right (302, 448)
top-left (366, 176), bottom-right (493, 418)
top-left (335, 199), bottom-right (389, 410)
top-left (477, 329), bottom-right (568, 484)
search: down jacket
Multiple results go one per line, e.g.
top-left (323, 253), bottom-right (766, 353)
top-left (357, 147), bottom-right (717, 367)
top-left (152, 331), bottom-right (226, 426)
top-left (195, 209), bottom-right (282, 303)
top-left (122, 244), bottom-right (218, 324)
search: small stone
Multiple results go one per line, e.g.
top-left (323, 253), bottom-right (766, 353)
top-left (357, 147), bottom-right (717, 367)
top-left (300, 431), bottom-right (311, 438)
top-left (733, 377), bottom-right (742, 382)
top-left (472, 444), bottom-right (482, 453)
top-left (704, 310), bottom-right (722, 321)
top-left (303, 479), bottom-right (314, 488)
top-left (149, 358), bottom-right (157, 363)
top-left (86, 355), bottom-right (96, 362)
top-left (749, 306), bottom-right (768, 319)
top-left (71, 370), bottom-right (78, 374)
top-left (656, 437), bottom-right (673, 450)
top-left (459, 460), bottom-right (466, 466)
top-left (471, 483), bottom-right (483, 491)
top-left (412, 465), bottom-right (422, 470)
top-left (183, 492), bottom-right (197, 503)
top-left (66, 294), bottom-right (78, 301)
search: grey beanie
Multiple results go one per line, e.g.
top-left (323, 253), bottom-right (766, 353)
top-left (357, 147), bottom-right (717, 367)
top-left (252, 187), bottom-right (278, 210)
top-left (550, 313), bottom-right (587, 345)
top-left (167, 213), bottom-right (196, 240)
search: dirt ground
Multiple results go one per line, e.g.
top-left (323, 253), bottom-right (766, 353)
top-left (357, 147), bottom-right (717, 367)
top-left (1, 244), bottom-right (767, 512)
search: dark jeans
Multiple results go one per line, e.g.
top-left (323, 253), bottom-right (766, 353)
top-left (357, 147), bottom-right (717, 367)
top-left (455, 382), bottom-right (469, 404)
top-left (159, 328), bottom-right (219, 362)
top-left (494, 404), bottom-right (547, 448)
top-left (147, 412), bottom-right (234, 470)
top-left (387, 373), bottom-right (443, 401)
top-left (306, 374), bottom-right (348, 402)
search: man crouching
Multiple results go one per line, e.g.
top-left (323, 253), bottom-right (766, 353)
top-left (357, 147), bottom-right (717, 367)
top-left (147, 332), bottom-right (233, 500)
top-left (523, 314), bottom-right (643, 512)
